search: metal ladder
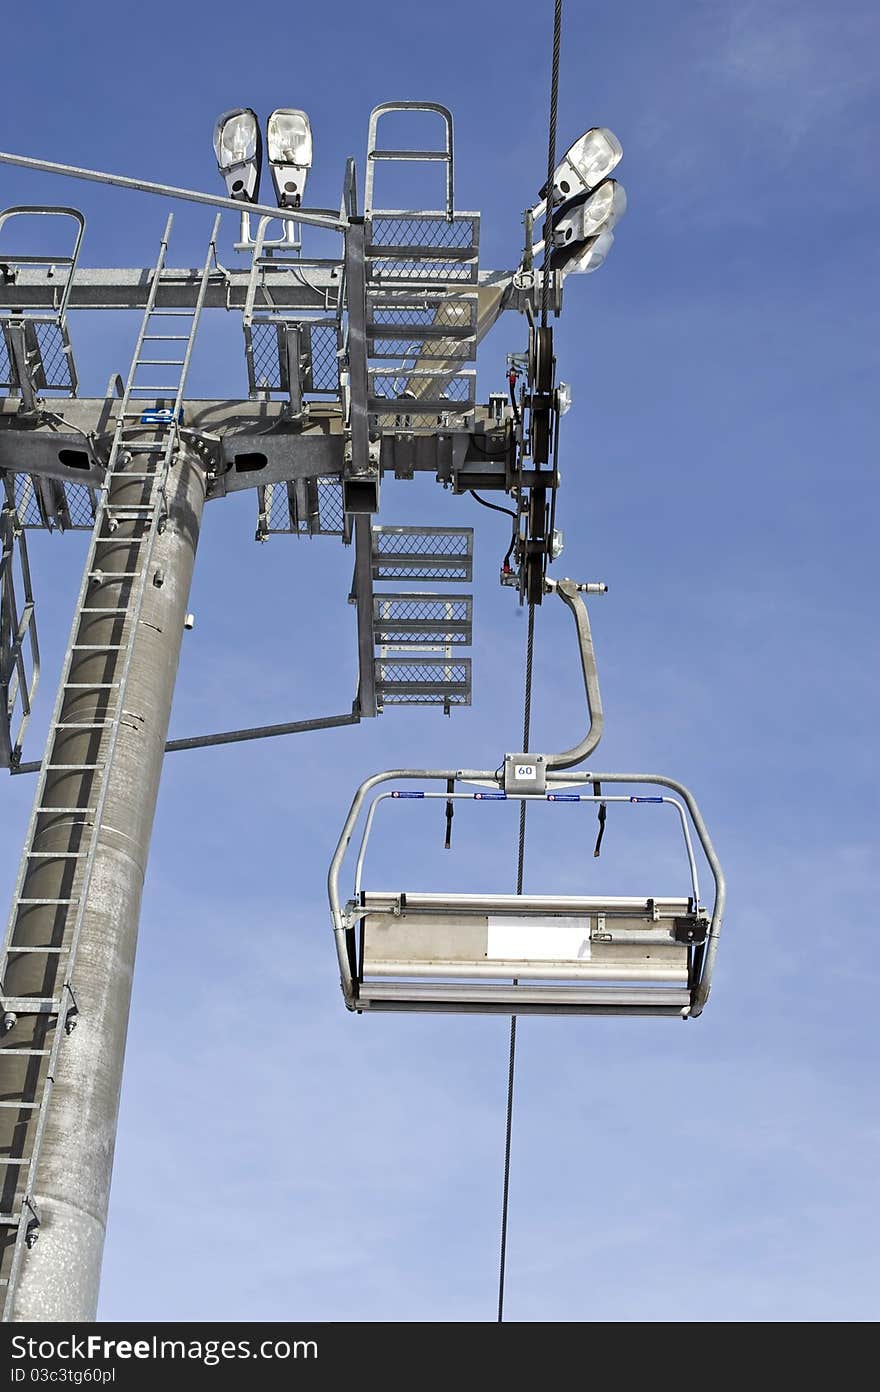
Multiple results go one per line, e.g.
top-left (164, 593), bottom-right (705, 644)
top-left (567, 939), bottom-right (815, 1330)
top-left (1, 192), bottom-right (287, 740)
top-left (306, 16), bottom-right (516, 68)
top-left (0, 212), bottom-right (219, 1319)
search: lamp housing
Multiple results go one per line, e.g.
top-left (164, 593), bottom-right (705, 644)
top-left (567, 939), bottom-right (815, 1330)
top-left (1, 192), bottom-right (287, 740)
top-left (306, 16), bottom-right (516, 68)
top-left (550, 226), bottom-right (616, 277)
top-left (213, 108), bottom-right (262, 203)
top-left (541, 127), bottom-right (623, 204)
top-left (267, 108), bottom-right (313, 208)
top-left (550, 179), bottom-right (626, 249)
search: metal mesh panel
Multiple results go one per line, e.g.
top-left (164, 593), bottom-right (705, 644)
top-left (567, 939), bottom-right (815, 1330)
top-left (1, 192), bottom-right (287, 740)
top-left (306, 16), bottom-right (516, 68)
top-left (0, 327), bottom-right (11, 389)
top-left (247, 321), bottom-right (340, 396)
top-left (33, 322), bottom-right (74, 391)
top-left (259, 478), bottom-right (345, 537)
top-left (368, 216), bottom-right (478, 251)
top-left (368, 336), bottom-right (472, 361)
top-left (249, 322), bottom-right (282, 391)
top-left (64, 484), bottom-right (96, 529)
top-left (372, 527), bottom-right (472, 581)
top-left (316, 478), bottom-right (344, 533)
top-left (373, 594), bottom-right (472, 645)
top-left (12, 475), bottom-right (42, 528)
top-left (368, 257), bottom-right (477, 284)
top-left (12, 475), bottom-right (95, 531)
top-left (370, 304), bottom-right (440, 328)
top-left (375, 658), bottom-right (471, 707)
top-left (369, 370), bottom-right (474, 407)
top-left (308, 324), bottom-right (340, 393)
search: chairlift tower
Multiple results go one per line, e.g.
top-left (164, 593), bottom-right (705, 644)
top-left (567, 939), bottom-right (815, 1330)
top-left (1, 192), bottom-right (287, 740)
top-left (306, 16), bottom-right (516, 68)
top-left (0, 103), bottom-right (724, 1322)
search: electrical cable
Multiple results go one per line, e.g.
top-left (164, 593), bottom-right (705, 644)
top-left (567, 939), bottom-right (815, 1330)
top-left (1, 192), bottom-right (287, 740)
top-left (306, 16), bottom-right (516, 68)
top-left (497, 602), bottom-right (536, 1323)
top-left (468, 490), bottom-right (517, 520)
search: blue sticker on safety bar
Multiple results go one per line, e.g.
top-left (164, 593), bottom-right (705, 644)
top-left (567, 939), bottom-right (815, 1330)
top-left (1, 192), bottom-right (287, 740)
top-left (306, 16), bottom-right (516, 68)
top-left (547, 793), bottom-right (581, 801)
top-left (474, 792), bottom-right (507, 799)
top-left (391, 790), bottom-right (424, 798)
top-left (630, 796), bottom-right (664, 803)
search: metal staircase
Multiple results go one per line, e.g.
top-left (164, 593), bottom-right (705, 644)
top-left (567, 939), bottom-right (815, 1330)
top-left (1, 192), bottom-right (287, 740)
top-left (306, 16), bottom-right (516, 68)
top-left (369, 526), bottom-right (473, 712)
top-left (0, 212), bottom-right (219, 1318)
top-left (363, 103), bottom-right (479, 431)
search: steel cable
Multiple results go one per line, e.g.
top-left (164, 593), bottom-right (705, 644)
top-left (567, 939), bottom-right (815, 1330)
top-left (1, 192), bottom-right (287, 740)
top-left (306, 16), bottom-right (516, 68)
top-left (497, 603), bottom-right (536, 1322)
top-left (498, 0), bottom-right (562, 1320)
top-left (541, 1), bottom-right (563, 328)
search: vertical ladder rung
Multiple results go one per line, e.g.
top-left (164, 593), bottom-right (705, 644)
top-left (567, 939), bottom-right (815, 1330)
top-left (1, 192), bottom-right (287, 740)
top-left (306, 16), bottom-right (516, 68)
top-left (2, 946), bottom-right (67, 954)
top-left (15, 897), bottom-right (81, 905)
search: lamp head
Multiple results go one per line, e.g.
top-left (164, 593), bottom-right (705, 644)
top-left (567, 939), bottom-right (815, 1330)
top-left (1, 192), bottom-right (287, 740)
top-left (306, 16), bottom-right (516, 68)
top-left (213, 108), bottom-right (262, 202)
top-left (267, 108), bottom-right (313, 208)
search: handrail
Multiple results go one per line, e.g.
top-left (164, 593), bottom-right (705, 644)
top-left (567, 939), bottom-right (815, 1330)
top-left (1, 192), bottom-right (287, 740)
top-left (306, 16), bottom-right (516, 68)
top-left (364, 103), bottom-right (454, 218)
top-left (0, 150), bottom-right (347, 232)
top-left (0, 206), bottom-right (85, 321)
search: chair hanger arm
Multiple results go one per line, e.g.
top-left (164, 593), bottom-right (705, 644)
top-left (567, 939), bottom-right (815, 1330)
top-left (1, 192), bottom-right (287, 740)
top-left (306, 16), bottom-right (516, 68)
top-left (543, 577), bottom-right (605, 771)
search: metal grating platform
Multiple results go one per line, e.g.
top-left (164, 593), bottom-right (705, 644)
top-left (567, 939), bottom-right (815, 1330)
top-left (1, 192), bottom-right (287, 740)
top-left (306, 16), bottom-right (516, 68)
top-left (372, 593), bottom-right (472, 646)
top-left (368, 368), bottom-right (475, 416)
top-left (375, 656), bottom-right (471, 709)
top-left (371, 526), bottom-right (473, 582)
top-left (366, 214), bottom-right (479, 254)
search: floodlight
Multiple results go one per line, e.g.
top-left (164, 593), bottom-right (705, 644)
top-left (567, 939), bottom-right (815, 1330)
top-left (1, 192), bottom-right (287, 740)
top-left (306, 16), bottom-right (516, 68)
top-left (542, 127), bottom-right (623, 204)
top-left (213, 108), bottom-right (262, 203)
top-left (550, 226), bottom-right (615, 277)
top-left (551, 180), bottom-right (626, 248)
top-left (267, 109), bottom-right (313, 208)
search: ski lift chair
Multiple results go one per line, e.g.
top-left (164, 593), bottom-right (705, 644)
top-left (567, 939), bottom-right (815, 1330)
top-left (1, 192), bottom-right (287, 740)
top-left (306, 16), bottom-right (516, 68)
top-left (328, 580), bottom-right (725, 1019)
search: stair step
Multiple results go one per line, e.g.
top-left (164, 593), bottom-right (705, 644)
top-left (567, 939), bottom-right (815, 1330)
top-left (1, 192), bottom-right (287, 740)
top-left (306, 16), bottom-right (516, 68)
top-left (142, 335), bottom-right (190, 341)
top-left (135, 359), bottom-right (186, 367)
top-left (35, 808), bottom-right (96, 814)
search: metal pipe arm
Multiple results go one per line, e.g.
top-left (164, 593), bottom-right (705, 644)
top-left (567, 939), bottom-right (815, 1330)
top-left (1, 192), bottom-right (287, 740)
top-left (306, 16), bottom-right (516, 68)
top-left (543, 577), bottom-right (604, 770)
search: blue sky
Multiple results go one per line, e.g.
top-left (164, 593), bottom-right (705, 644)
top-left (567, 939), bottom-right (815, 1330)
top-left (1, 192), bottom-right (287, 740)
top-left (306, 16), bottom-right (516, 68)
top-left (1, 0), bottom-right (878, 1321)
